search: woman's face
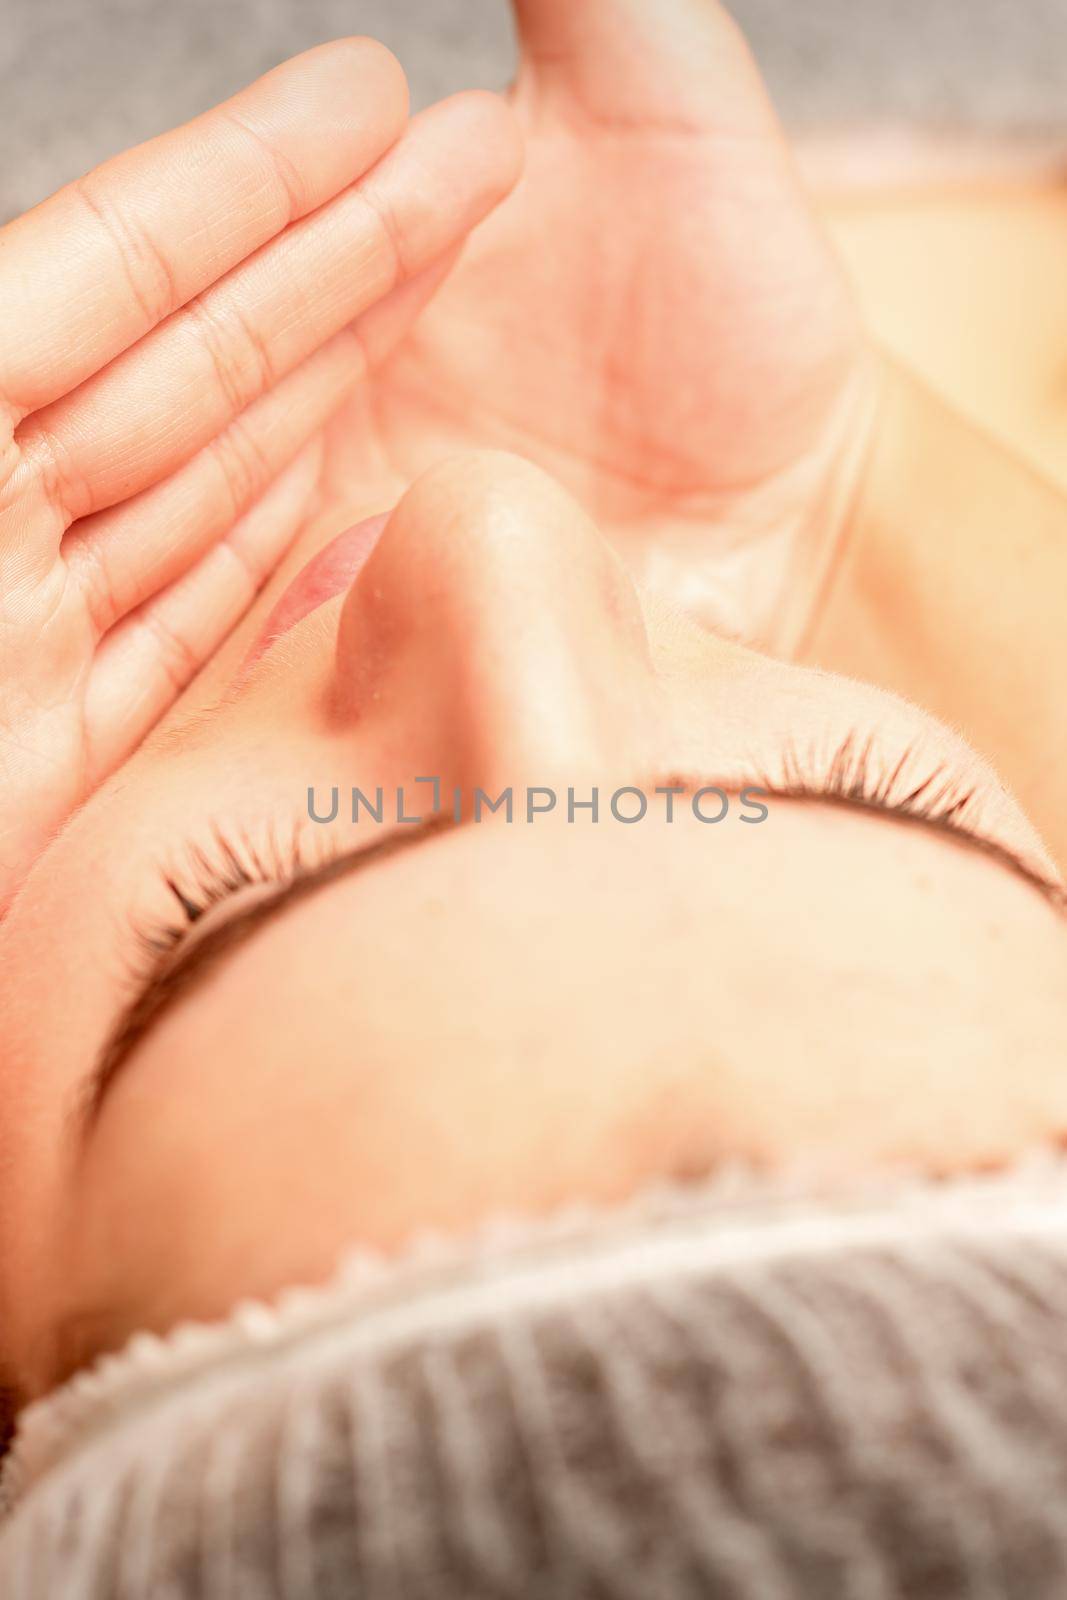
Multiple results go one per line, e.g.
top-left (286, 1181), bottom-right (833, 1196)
top-left (1, 452), bottom-right (1065, 1395)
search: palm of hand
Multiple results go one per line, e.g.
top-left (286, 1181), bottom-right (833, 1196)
top-left (326, 13), bottom-right (867, 646)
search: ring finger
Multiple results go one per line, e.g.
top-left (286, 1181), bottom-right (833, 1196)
top-left (17, 93), bottom-right (521, 532)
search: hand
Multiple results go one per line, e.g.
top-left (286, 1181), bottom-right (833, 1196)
top-left (0, 42), bottom-right (520, 905)
top-left (333, 0), bottom-right (875, 648)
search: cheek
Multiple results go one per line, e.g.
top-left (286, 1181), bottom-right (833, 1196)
top-left (0, 1047), bottom-right (80, 1391)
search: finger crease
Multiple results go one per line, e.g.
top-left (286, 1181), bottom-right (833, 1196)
top-left (185, 295), bottom-right (275, 418)
top-left (66, 525), bottom-right (132, 638)
top-left (357, 189), bottom-right (408, 286)
top-left (72, 176), bottom-right (179, 328)
top-left (20, 421), bottom-right (92, 526)
top-left (220, 109), bottom-right (308, 227)
top-left (211, 419), bottom-right (274, 519)
top-left (140, 612), bottom-right (202, 695)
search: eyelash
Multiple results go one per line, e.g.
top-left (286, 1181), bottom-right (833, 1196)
top-left (128, 731), bottom-right (981, 971)
top-left (130, 821), bottom-right (314, 972)
top-left (756, 730), bottom-right (980, 828)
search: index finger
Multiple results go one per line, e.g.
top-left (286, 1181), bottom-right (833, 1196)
top-left (0, 38), bottom-right (408, 420)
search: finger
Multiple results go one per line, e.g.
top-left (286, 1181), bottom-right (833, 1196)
top-left (0, 39), bottom-right (409, 420)
top-left (18, 92), bottom-right (522, 528)
top-left (511, 0), bottom-right (775, 133)
top-left (64, 336), bottom-right (351, 635)
top-left (84, 441), bottom-right (322, 778)
top-left (65, 248), bottom-right (463, 635)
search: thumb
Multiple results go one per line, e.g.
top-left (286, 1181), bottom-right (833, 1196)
top-left (511, 0), bottom-right (779, 135)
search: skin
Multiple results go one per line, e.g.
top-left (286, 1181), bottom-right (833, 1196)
top-left (0, 40), bottom-right (523, 901)
top-left (0, 0), bottom-right (876, 911)
top-left (824, 180), bottom-right (1067, 495)
top-left (803, 358), bottom-right (1067, 870)
top-left (340, 0), bottom-right (875, 641)
top-left (5, 0), bottom-right (1066, 898)
top-left (1, 0), bottom-right (1067, 1402)
top-left (1, 451), bottom-right (1066, 1396)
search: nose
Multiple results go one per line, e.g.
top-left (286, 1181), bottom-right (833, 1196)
top-left (332, 452), bottom-right (654, 791)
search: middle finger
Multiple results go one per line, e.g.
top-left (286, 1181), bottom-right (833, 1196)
top-left (17, 93), bottom-right (520, 528)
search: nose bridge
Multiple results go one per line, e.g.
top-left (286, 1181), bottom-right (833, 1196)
top-left (334, 452), bottom-right (652, 788)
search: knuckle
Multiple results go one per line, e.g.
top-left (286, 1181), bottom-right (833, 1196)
top-left (210, 416), bottom-right (273, 516)
top-left (221, 108), bottom-right (308, 225)
top-left (67, 536), bottom-right (120, 636)
top-left (143, 612), bottom-right (200, 695)
top-left (73, 175), bottom-right (178, 327)
top-left (20, 420), bottom-right (91, 525)
top-left (213, 537), bottom-right (258, 605)
top-left (185, 294), bottom-right (275, 417)
top-left (357, 186), bottom-right (408, 285)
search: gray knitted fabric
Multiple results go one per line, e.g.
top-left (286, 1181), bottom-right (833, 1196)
top-left (4, 1164), bottom-right (1067, 1598)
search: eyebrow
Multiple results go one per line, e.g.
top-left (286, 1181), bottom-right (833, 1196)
top-left (79, 788), bottom-right (1064, 1127)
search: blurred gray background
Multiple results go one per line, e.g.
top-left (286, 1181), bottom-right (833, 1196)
top-left (3, 0), bottom-right (1067, 221)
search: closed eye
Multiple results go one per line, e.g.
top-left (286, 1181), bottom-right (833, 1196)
top-left (75, 736), bottom-right (1066, 1136)
top-left (748, 727), bottom-right (1063, 899)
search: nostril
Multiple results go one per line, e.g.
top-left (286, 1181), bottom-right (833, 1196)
top-left (242, 512), bottom-right (392, 672)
